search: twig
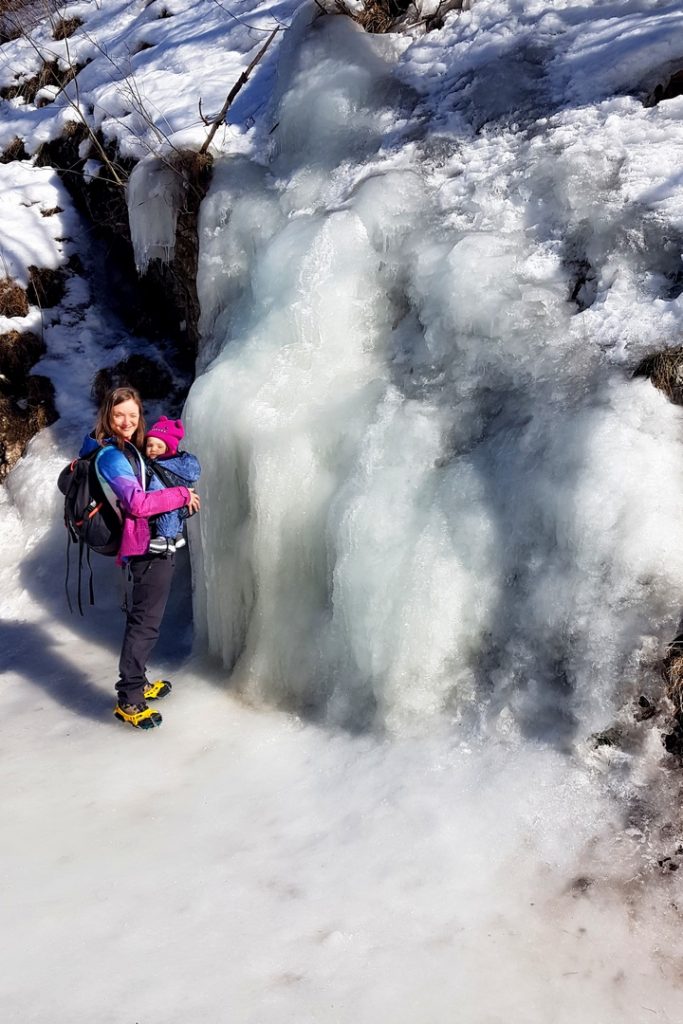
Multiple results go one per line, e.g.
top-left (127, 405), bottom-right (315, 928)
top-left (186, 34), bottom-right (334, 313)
top-left (74, 29), bottom-right (212, 197)
top-left (5, 9), bottom-right (127, 186)
top-left (80, 29), bottom-right (184, 159)
top-left (199, 27), bottom-right (278, 155)
top-left (198, 97), bottom-right (211, 126)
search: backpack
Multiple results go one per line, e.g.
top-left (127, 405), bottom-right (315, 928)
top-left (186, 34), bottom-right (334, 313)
top-left (57, 446), bottom-right (127, 614)
top-left (58, 449), bottom-right (122, 556)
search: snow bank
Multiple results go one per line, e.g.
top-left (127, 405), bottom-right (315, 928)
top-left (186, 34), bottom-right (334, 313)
top-left (0, 162), bottom-right (72, 287)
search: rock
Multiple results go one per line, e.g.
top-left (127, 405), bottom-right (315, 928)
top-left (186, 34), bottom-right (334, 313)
top-left (662, 716), bottom-right (683, 757)
top-left (634, 695), bottom-right (657, 722)
top-left (590, 726), bottom-right (622, 748)
top-left (0, 331), bottom-right (45, 388)
top-left (26, 266), bottom-right (67, 308)
top-left (91, 354), bottom-right (173, 405)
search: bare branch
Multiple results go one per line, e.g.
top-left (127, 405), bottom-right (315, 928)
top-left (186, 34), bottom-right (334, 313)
top-left (198, 97), bottom-right (211, 126)
top-left (7, 17), bottom-right (127, 186)
top-left (199, 27), bottom-right (279, 155)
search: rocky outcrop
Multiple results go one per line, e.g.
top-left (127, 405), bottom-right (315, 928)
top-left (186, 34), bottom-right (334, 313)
top-left (645, 67), bottom-right (683, 107)
top-left (0, 329), bottom-right (57, 479)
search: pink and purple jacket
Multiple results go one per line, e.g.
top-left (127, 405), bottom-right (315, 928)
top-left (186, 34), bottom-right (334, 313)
top-left (79, 435), bottom-right (191, 563)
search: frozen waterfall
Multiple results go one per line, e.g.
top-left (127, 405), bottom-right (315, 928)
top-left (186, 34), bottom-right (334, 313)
top-left (185, 12), bottom-right (683, 739)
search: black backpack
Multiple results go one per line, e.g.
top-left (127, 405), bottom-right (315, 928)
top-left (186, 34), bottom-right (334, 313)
top-left (57, 447), bottom-right (124, 613)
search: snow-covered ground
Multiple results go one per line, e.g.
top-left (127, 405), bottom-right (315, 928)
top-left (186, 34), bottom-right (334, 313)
top-left (3, 1), bottom-right (683, 1021)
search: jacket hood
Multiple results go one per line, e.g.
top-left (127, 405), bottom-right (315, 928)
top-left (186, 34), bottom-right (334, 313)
top-left (79, 433), bottom-right (100, 458)
top-left (79, 435), bottom-right (138, 458)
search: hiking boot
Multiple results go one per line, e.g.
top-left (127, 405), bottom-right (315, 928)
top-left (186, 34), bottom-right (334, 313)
top-left (143, 679), bottom-right (172, 700)
top-left (148, 537), bottom-right (176, 554)
top-left (113, 702), bottom-right (162, 729)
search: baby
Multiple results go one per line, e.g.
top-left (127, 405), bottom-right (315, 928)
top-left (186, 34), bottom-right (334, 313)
top-left (144, 416), bottom-right (201, 554)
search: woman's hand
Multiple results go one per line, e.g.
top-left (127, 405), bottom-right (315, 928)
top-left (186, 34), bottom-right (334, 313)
top-left (186, 488), bottom-right (201, 514)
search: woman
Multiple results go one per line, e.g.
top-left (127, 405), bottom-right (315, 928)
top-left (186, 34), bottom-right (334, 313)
top-left (80, 387), bottom-right (200, 730)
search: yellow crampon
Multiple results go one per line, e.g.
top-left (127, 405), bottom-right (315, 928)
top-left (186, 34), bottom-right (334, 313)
top-left (143, 679), bottom-right (172, 700)
top-left (113, 704), bottom-right (162, 729)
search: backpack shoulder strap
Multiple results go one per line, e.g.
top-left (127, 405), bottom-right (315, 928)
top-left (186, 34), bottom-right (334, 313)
top-left (123, 442), bottom-right (146, 487)
top-left (94, 442), bottom-right (146, 520)
top-left (146, 458), bottom-right (177, 489)
top-left (94, 444), bottom-right (123, 522)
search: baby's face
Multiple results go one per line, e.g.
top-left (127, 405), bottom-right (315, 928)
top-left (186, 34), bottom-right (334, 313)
top-left (145, 437), bottom-right (168, 458)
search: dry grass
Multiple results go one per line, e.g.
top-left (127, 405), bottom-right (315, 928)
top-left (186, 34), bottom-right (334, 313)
top-left (0, 57), bottom-right (81, 104)
top-left (347, 0), bottom-right (395, 32)
top-left (334, 0), bottom-right (410, 33)
top-left (0, 137), bottom-right (28, 163)
top-left (662, 643), bottom-right (683, 713)
top-left (0, 279), bottom-right (29, 318)
top-left (0, 0), bottom-right (57, 43)
top-left (172, 148), bottom-right (213, 201)
top-left (52, 15), bottom-right (82, 40)
top-left (634, 346), bottom-right (683, 405)
top-left (330, 0), bottom-right (467, 33)
top-left (0, 0), bottom-right (47, 13)
top-left (173, 149), bottom-right (213, 176)
top-left (0, 329), bottom-right (44, 382)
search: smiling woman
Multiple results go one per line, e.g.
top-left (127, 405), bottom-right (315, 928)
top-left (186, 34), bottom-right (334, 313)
top-left (110, 396), bottom-right (140, 442)
top-left (82, 386), bottom-right (200, 730)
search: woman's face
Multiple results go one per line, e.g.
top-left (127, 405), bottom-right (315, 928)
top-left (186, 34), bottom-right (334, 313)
top-left (111, 398), bottom-right (141, 441)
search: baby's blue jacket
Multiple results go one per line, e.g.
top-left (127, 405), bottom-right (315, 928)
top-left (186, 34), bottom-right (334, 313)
top-left (148, 450), bottom-right (201, 539)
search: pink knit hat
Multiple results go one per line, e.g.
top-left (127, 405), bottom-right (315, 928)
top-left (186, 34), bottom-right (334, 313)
top-left (146, 416), bottom-right (184, 455)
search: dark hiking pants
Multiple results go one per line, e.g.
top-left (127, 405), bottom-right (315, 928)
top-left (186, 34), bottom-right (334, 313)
top-left (117, 553), bottom-right (176, 706)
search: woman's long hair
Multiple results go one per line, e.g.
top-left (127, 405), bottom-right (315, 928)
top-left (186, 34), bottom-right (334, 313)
top-left (95, 387), bottom-right (146, 450)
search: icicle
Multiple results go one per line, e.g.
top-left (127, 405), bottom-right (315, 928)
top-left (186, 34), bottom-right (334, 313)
top-left (126, 155), bottom-right (183, 274)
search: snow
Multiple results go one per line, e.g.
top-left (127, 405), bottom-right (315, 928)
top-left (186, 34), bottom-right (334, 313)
top-left (5, 666), bottom-right (678, 1024)
top-left (3, 0), bottom-right (683, 1022)
top-left (0, 161), bottom-right (72, 287)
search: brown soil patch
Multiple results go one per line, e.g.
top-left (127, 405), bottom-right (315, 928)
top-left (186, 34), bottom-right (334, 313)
top-left (0, 279), bottom-right (28, 318)
top-left (0, 57), bottom-right (83, 104)
top-left (0, 375), bottom-right (58, 481)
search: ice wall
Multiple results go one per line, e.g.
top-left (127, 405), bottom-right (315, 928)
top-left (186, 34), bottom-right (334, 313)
top-left (186, 13), bottom-right (683, 738)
